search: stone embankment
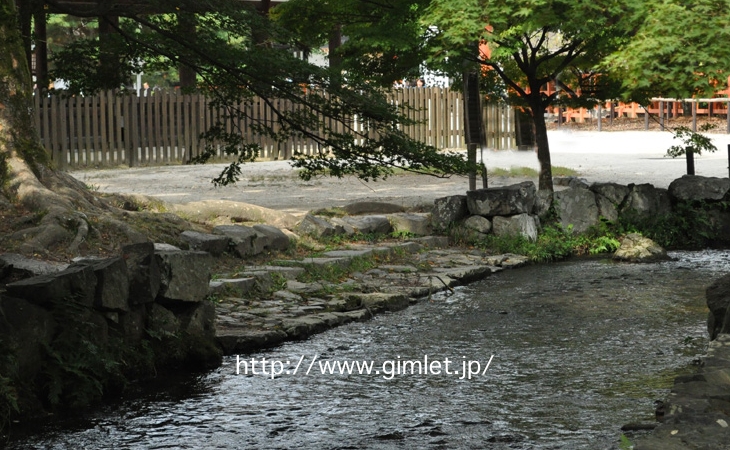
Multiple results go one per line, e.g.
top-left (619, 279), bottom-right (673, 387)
top-left (634, 273), bottom-right (730, 449)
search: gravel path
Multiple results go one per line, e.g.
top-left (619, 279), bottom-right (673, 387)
top-left (69, 130), bottom-right (730, 216)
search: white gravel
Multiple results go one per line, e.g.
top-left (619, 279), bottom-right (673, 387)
top-left (69, 130), bottom-right (730, 215)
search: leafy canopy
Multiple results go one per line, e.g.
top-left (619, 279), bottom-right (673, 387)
top-left (45, 0), bottom-right (473, 184)
top-left (604, 0), bottom-right (730, 102)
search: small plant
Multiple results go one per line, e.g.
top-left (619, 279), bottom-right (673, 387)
top-left (619, 434), bottom-right (633, 450)
top-left (488, 165), bottom-right (578, 178)
top-left (391, 230), bottom-right (416, 240)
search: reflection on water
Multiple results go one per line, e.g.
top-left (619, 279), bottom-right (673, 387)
top-left (9, 251), bottom-right (730, 450)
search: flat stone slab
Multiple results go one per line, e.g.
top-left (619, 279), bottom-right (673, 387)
top-left (321, 249), bottom-right (374, 258)
top-left (284, 257), bottom-right (352, 270)
top-left (180, 231), bottom-right (230, 256)
top-left (209, 278), bottom-right (257, 296)
top-left (241, 265), bottom-right (305, 280)
top-left (216, 329), bottom-right (288, 354)
top-left (346, 293), bottom-right (410, 313)
top-left (432, 265), bottom-right (496, 283)
top-left (0, 253), bottom-right (68, 277)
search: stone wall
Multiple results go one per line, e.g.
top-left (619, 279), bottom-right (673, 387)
top-left (0, 242), bottom-right (222, 419)
top-left (633, 275), bottom-right (730, 449)
top-left (430, 175), bottom-right (730, 246)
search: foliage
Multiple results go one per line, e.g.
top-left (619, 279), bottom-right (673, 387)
top-left (474, 217), bottom-right (624, 262)
top-left (619, 201), bottom-right (716, 249)
top-left (44, 0), bottom-right (473, 184)
top-left (273, 0), bottom-right (430, 86)
top-left (603, 0), bottom-right (730, 102)
top-left (666, 124), bottom-right (718, 158)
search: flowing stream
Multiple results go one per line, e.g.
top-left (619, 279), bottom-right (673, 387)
top-left (9, 251), bottom-right (730, 449)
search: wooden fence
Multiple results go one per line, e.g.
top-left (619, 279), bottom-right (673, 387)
top-left (32, 88), bottom-right (517, 169)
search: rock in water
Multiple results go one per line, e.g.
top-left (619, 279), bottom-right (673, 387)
top-left (613, 233), bottom-right (671, 262)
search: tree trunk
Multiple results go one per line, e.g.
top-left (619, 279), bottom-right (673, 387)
top-left (0, 0), bottom-right (167, 257)
top-left (177, 12), bottom-right (197, 89)
top-left (328, 24), bottom-right (343, 71)
top-left (528, 96), bottom-right (553, 192)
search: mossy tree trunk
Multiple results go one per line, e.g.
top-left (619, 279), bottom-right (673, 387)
top-left (0, 0), bottom-right (134, 256)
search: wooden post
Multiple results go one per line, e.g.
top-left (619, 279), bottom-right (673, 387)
top-left (609, 102), bottom-right (615, 126)
top-left (692, 101), bottom-right (697, 132)
top-left (659, 101), bottom-right (664, 131)
top-left (468, 143), bottom-right (477, 191)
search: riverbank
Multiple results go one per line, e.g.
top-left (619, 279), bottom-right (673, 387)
top-left (210, 237), bottom-right (529, 355)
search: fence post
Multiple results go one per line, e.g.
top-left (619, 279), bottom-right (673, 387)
top-left (659, 101), bottom-right (664, 131)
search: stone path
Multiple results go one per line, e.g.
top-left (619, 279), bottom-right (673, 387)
top-left (211, 238), bottom-right (528, 354)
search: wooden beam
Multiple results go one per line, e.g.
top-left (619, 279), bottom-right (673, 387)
top-left (46, 0), bottom-right (288, 16)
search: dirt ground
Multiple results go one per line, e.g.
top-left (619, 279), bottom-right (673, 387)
top-left (67, 126), bottom-right (730, 217)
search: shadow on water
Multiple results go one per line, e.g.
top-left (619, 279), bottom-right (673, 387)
top-left (8, 250), bottom-right (730, 450)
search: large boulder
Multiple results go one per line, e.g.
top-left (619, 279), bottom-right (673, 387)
top-left (122, 242), bottom-right (161, 305)
top-left (613, 233), bottom-right (671, 263)
top-left (554, 187), bottom-right (599, 234)
top-left (5, 264), bottom-right (97, 307)
top-left (492, 214), bottom-right (539, 242)
top-left (533, 190), bottom-right (553, 219)
top-left (621, 184), bottom-right (672, 219)
top-left (156, 250), bottom-right (213, 303)
top-left (213, 225), bottom-right (261, 257)
top-left (252, 224), bottom-right (290, 251)
top-left (295, 214), bottom-right (345, 238)
top-left (431, 195), bottom-right (468, 230)
top-left (467, 181), bottom-right (536, 217)
top-left (388, 213), bottom-right (432, 236)
top-left (180, 231), bottom-right (230, 256)
top-left (669, 175), bottom-right (730, 202)
top-left (706, 273), bottom-right (730, 340)
top-left (70, 257), bottom-right (130, 312)
top-left (591, 183), bottom-right (630, 222)
top-left (339, 215), bottom-right (392, 234)
top-left (0, 253), bottom-right (68, 278)
top-left (463, 215), bottom-right (492, 234)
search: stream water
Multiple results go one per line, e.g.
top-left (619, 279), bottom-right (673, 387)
top-left (8, 251), bottom-right (730, 449)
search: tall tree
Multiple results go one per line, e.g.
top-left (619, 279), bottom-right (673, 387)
top-left (423, 0), bottom-right (629, 192)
